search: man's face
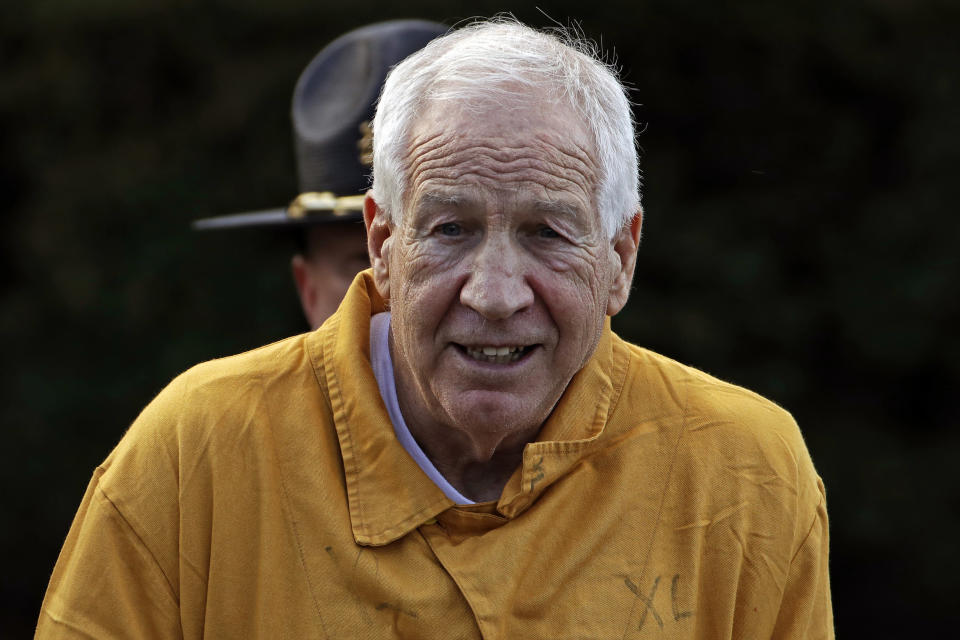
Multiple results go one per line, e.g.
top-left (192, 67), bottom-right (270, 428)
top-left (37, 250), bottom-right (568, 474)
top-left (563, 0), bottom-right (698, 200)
top-left (292, 223), bottom-right (369, 329)
top-left (369, 99), bottom-right (639, 443)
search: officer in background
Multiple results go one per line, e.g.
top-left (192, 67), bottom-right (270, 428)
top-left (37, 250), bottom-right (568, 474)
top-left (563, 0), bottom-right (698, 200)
top-left (193, 20), bottom-right (447, 329)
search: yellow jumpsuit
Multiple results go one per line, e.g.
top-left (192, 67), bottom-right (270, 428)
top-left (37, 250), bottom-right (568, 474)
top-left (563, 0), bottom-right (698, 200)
top-left (37, 272), bottom-right (833, 639)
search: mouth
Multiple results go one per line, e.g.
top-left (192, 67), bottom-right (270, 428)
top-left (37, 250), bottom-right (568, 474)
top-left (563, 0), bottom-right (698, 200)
top-left (455, 343), bottom-right (537, 365)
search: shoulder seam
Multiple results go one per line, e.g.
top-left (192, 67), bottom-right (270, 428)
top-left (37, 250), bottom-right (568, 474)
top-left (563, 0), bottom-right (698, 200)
top-left (790, 483), bottom-right (825, 564)
top-left (94, 482), bottom-right (180, 606)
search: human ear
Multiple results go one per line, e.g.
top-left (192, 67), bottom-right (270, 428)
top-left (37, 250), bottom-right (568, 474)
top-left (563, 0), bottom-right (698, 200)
top-left (606, 210), bottom-right (643, 316)
top-left (291, 254), bottom-right (321, 329)
top-left (363, 192), bottom-right (393, 301)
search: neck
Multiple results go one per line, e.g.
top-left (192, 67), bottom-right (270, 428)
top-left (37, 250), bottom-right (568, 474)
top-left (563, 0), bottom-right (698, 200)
top-left (407, 419), bottom-right (538, 502)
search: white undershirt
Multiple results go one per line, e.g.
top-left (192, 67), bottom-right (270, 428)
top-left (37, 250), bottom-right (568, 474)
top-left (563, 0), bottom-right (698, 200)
top-left (369, 312), bottom-right (475, 505)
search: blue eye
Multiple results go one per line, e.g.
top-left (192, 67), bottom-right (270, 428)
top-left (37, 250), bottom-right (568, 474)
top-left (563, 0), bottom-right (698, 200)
top-left (437, 222), bottom-right (462, 236)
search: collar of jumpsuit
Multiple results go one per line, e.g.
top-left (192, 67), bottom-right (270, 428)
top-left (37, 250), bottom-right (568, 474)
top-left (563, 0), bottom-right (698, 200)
top-left (312, 271), bottom-right (630, 546)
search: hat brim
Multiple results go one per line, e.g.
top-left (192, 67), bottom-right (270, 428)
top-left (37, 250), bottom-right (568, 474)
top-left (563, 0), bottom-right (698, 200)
top-left (192, 207), bottom-right (363, 231)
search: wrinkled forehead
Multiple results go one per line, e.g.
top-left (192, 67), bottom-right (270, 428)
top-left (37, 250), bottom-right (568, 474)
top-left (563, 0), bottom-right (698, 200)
top-left (404, 95), bottom-right (600, 210)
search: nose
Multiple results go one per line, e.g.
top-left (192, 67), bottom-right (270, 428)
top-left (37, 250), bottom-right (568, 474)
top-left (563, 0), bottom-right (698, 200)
top-left (460, 234), bottom-right (534, 320)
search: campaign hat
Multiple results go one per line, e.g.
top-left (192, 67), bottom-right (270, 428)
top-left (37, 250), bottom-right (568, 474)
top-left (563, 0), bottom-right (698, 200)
top-left (192, 19), bottom-right (447, 231)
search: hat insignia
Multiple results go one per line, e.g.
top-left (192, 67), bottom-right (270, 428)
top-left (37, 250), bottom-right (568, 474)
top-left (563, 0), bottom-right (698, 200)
top-left (358, 120), bottom-right (374, 167)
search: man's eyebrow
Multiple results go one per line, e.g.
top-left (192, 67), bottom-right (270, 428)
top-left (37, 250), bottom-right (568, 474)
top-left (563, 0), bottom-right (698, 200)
top-left (531, 199), bottom-right (586, 219)
top-left (414, 192), bottom-right (466, 210)
top-left (413, 193), bottom-right (587, 221)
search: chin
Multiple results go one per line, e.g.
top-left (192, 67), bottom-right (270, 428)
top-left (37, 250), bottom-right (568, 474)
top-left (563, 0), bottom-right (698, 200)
top-left (446, 391), bottom-right (546, 438)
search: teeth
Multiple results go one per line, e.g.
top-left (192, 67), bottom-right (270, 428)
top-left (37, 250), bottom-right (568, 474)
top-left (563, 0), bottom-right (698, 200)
top-left (465, 345), bottom-right (528, 364)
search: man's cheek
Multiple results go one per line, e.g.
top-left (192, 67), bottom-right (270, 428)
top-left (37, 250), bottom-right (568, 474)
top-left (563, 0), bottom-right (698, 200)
top-left (403, 246), bottom-right (463, 282)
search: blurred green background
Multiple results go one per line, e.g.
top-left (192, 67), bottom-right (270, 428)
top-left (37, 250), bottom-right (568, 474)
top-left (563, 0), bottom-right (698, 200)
top-left (2, 0), bottom-right (958, 636)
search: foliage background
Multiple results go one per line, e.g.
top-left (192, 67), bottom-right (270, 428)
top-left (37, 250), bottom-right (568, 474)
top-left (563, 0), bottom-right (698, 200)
top-left (2, 0), bottom-right (957, 635)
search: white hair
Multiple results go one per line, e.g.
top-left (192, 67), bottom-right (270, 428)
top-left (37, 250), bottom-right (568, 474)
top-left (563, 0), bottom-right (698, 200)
top-left (371, 18), bottom-right (640, 239)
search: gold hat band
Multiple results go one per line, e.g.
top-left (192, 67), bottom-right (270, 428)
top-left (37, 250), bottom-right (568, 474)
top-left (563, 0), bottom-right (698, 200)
top-left (287, 191), bottom-right (365, 219)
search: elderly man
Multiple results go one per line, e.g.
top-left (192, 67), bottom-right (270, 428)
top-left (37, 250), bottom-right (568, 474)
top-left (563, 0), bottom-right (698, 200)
top-left (37, 20), bottom-right (833, 639)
